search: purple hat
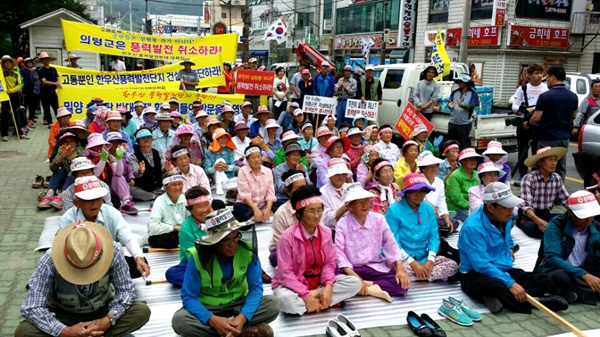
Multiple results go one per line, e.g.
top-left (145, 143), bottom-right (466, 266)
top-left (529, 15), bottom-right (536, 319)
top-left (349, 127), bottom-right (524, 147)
top-left (398, 173), bottom-right (435, 197)
top-left (106, 132), bottom-right (126, 143)
top-left (57, 132), bottom-right (78, 145)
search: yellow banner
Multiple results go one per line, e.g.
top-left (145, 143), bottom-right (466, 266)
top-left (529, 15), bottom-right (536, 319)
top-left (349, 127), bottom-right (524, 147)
top-left (59, 88), bottom-right (245, 120)
top-left (432, 28), bottom-right (451, 81)
top-left (62, 20), bottom-right (238, 62)
top-left (55, 54), bottom-right (225, 90)
top-left (0, 72), bottom-right (9, 102)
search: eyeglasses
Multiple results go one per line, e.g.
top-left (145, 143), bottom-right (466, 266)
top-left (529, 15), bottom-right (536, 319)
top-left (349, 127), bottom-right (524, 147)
top-left (304, 208), bottom-right (324, 217)
top-left (220, 232), bottom-right (242, 246)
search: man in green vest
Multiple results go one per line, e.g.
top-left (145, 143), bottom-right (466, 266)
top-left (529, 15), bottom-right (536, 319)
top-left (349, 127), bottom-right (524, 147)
top-left (172, 209), bottom-right (280, 337)
top-left (360, 64), bottom-right (383, 105)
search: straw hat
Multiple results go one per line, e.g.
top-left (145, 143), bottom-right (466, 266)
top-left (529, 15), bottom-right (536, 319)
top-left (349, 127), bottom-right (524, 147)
top-left (179, 58), bottom-right (196, 66)
top-left (1, 55), bottom-right (17, 68)
top-left (524, 146), bottom-right (568, 168)
top-left (36, 52), bottom-right (57, 62)
top-left (52, 221), bottom-right (114, 285)
top-left (64, 53), bottom-right (81, 61)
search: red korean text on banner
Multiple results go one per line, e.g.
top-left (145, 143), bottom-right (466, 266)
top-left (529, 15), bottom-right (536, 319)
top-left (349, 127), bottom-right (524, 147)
top-left (508, 25), bottom-right (570, 49)
top-left (446, 26), bottom-right (501, 47)
top-left (234, 70), bottom-right (275, 96)
top-left (395, 102), bottom-right (435, 140)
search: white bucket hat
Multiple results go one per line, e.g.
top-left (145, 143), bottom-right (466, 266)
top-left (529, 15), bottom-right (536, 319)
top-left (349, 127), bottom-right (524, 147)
top-left (417, 150), bottom-right (443, 167)
top-left (568, 190), bottom-right (600, 219)
top-left (347, 127), bottom-right (364, 137)
top-left (327, 161), bottom-right (352, 179)
top-left (343, 185), bottom-right (376, 204)
top-left (477, 161), bottom-right (506, 178)
top-left (56, 107), bottom-right (72, 118)
top-left (483, 141), bottom-right (508, 156)
top-left (482, 182), bottom-right (524, 208)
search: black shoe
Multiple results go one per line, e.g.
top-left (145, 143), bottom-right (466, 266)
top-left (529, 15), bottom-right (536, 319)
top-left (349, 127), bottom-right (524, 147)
top-left (484, 296), bottom-right (504, 313)
top-left (406, 311), bottom-right (433, 337)
top-left (420, 313), bottom-right (446, 337)
top-left (538, 295), bottom-right (569, 312)
top-left (560, 290), bottom-right (578, 304)
top-left (261, 270), bottom-right (272, 284)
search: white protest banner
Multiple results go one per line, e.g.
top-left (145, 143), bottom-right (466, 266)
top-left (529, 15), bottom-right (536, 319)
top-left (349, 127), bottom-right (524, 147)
top-left (302, 95), bottom-right (337, 115)
top-left (344, 99), bottom-right (378, 121)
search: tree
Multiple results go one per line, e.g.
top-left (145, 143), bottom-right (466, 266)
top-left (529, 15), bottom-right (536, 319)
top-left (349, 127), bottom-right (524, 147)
top-left (0, 0), bottom-right (91, 57)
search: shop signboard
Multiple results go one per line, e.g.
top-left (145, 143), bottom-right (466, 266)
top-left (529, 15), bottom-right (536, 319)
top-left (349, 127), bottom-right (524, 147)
top-left (491, 0), bottom-right (507, 26)
top-left (446, 26), bottom-right (501, 47)
top-left (507, 25), bottom-right (570, 49)
top-left (398, 0), bottom-right (416, 48)
top-left (515, 0), bottom-right (572, 21)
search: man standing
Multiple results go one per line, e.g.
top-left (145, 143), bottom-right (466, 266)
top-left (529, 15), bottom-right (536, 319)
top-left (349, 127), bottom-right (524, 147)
top-left (179, 59), bottom-right (199, 91)
top-left (526, 65), bottom-right (578, 180)
top-left (20, 57), bottom-right (40, 128)
top-left (448, 73), bottom-right (479, 149)
top-left (573, 80), bottom-right (600, 135)
top-left (413, 65), bottom-right (440, 121)
top-left (335, 65), bottom-right (357, 126)
top-left (313, 61), bottom-right (335, 98)
top-left (15, 221), bottom-right (151, 337)
top-left (536, 190), bottom-right (600, 304)
top-left (459, 182), bottom-right (569, 314)
top-left (245, 58), bottom-right (261, 109)
top-left (171, 209), bottom-right (280, 337)
top-left (511, 63), bottom-right (547, 186)
top-left (360, 65), bottom-right (382, 106)
top-left (290, 63), bottom-right (308, 105)
top-left (519, 146), bottom-right (569, 239)
top-left (37, 52), bottom-right (61, 126)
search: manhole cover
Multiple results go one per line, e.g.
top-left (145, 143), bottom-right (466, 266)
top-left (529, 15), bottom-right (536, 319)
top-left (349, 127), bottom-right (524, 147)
top-left (0, 150), bottom-right (18, 158)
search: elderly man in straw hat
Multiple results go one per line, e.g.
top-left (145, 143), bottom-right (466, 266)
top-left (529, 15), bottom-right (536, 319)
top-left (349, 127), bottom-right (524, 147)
top-left (65, 53), bottom-right (82, 69)
top-left (61, 176), bottom-right (151, 279)
top-left (179, 58), bottom-right (199, 91)
top-left (459, 182), bottom-right (569, 314)
top-left (37, 52), bottom-right (61, 125)
top-left (15, 221), bottom-right (150, 337)
top-left (172, 209), bottom-right (280, 337)
top-left (518, 146), bottom-right (569, 239)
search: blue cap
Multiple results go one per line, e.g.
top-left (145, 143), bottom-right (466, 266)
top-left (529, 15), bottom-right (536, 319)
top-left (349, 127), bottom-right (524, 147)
top-left (135, 130), bottom-right (152, 140)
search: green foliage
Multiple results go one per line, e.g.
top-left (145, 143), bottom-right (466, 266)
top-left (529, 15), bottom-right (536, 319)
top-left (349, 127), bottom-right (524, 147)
top-left (0, 0), bottom-right (92, 56)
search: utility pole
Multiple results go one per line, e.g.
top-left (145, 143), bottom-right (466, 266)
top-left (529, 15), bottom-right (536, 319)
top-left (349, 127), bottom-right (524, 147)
top-left (242, 0), bottom-right (251, 61)
top-left (459, 0), bottom-right (472, 63)
top-left (330, 0), bottom-right (337, 61)
top-left (269, 0), bottom-right (275, 65)
top-left (129, 2), bottom-right (133, 31)
top-left (315, 0), bottom-right (321, 51)
top-left (379, 0), bottom-right (387, 65)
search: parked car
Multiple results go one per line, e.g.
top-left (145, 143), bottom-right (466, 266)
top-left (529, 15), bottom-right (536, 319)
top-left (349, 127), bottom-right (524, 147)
top-left (574, 108), bottom-right (600, 186)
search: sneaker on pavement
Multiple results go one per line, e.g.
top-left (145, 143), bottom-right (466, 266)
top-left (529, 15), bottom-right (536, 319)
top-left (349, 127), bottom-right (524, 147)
top-left (438, 299), bottom-right (473, 326)
top-left (1, 136), bottom-right (7, 142)
top-left (28, 120), bottom-right (36, 128)
top-left (38, 196), bottom-right (53, 210)
top-left (484, 296), bottom-right (504, 314)
top-left (19, 134), bottom-right (30, 140)
top-left (448, 296), bottom-right (482, 321)
top-left (538, 295), bottom-right (569, 312)
top-left (50, 196), bottom-right (64, 210)
top-left (120, 202), bottom-right (139, 215)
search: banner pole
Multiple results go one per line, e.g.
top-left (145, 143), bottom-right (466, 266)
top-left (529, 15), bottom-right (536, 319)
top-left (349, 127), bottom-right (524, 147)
top-left (7, 99), bottom-right (20, 142)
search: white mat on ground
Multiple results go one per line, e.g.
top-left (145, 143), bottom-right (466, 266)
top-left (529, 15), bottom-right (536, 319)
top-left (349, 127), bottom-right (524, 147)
top-left (133, 223), bottom-right (543, 337)
top-left (548, 329), bottom-right (600, 337)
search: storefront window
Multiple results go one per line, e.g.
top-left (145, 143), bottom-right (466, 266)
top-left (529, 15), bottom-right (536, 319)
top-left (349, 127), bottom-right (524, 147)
top-left (335, 1), bottom-right (399, 35)
top-left (296, 12), bottom-right (314, 31)
top-left (471, 0), bottom-right (494, 20)
top-left (429, 0), bottom-right (449, 23)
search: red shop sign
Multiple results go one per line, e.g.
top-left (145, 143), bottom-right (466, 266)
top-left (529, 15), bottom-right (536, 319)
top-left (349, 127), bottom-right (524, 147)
top-left (446, 26), bottom-right (501, 47)
top-left (508, 25), bottom-right (570, 49)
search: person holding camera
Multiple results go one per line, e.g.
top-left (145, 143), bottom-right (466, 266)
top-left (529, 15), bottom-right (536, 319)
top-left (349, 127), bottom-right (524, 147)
top-left (524, 65), bottom-right (578, 181)
top-left (511, 64), bottom-right (547, 186)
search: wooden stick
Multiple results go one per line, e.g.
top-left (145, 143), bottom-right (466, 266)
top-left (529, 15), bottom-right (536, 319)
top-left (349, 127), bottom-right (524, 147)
top-left (7, 99), bottom-right (20, 141)
top-left (145, 279), bottom-right (168, 286)
top-left (314, 113), bottom-right (321, 137)
top-left (142, 247), bottom-right (180, 253)
top-left (527, 294), bottom-right (588, 337)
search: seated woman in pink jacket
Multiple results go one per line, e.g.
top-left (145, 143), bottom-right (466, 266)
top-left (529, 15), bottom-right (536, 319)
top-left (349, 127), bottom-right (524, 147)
top-left (271, 185), bottom-right (361, 315)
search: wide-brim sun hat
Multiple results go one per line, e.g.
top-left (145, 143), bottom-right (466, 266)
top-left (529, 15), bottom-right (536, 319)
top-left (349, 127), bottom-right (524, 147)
top-left (208, 128), bottom-right (236, 152)
top-left (284, 142), bottom-right (305, 157)
top-left (325, 136), bottom-right (347, 152)
top-left (179, 59), bottom-right (196, 66)
top-left (477, 161), bottom-right (506, 178)
top-left (254, 105), bottom-right (272, 117)
top-left (234, 121), bottom-right (250, 132)
top-left (458, 148), bottom-right (483, 162)
top-left (170, 111), bottom-right (181, 118)
top-left (175, 124), bottom-right (195, 137)
top-left (143, 107), bottom-right (157, 115)
top-left (64, 54), bottom-right (81, 61)
top-left (352, 113), bottom-right (368, 127)
top-left (281, 130), bottom-right (301, 142)
top-left (524, 146), bottom-right (568, 168)
top-left (57, 132), bottom-right (79, 146)
top-left (86, 133), bottom-right (110, 149)
top-left (206, 116), bottom-right (226, 128)
top-left (160, 103), bottom-right (170, 110)
top-left (265, 119), bottom-right (281, 130)
top-left (52, 221), bottom-right (114, 285)
top-left (424, 65), bottom-right (439, 78)
top-left (106, 132), bottom-right (126, 143)
top-left (417, 150), bottom-right (443, 167)
top-left (454, 72), bottom-right (475, 86)
top-left (66, 121), bottom-right (91, 138)
top-left (36, 52), bottom-right (57, 62)
top-left (483, 140), bottom-right (508, 156)
top-left (568, 190), bottom-right (600, 219)
top-left (195, 110), bottom-right (209, 119)
top-left (327, 162), bottom-right (353, 178)
top-left (197, 209), bottom-right (250, 245)
top-left (1, 55), bottom-right (17, 68)
top-left (105, 111), bottom-right (123, 122)
top-left (344, 186), bottom-right (375, 204)
top-left (316, 126), bottom-right (333, 138)
top-left (347, 127), bottom-right (364, 137)
top-left (399, 173), bottom-right (435, 198)
top-left (482, 182), bottom-right (524, 208)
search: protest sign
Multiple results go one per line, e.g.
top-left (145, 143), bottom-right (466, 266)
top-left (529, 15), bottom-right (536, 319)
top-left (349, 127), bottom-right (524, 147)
top-left (59, 87), bottom-right (244, 120)
top-left (344, 99), bottom-right (378, 121)
top-left (62, 20), bottom-right (238, 62)
top-left (0, 74), bottom-right (8, 102)
top-left (234, 70), bottom-right (275, 96)
top-left (55, 54), bottom-right (225, 90)
top-left (395, 102), bottom-right (434, 140)
top-left (302, 95), bottom-right (337, 115)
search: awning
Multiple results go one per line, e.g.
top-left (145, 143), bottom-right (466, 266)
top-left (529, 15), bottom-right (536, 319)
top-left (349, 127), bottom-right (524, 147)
top-left (390, 49), bottom-right (408, 58)
top-left (249, 50), bottom-right (268, 56)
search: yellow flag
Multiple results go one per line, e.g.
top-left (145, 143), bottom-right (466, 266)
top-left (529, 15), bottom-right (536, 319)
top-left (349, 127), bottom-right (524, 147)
top-left (0, 73), bottom-right (9, 102)
top-left (431, 28), bottom-right (451, 81)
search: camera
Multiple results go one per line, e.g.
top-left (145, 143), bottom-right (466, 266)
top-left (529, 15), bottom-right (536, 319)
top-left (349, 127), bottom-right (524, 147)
top-left (505, 103), bottom-right (532, 127)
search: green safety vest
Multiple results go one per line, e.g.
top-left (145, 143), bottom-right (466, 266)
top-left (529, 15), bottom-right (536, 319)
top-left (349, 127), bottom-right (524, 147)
top-left (189, 241), bottom-right (254, 306)
top-left (361, 77), bottom-right (380, 101)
